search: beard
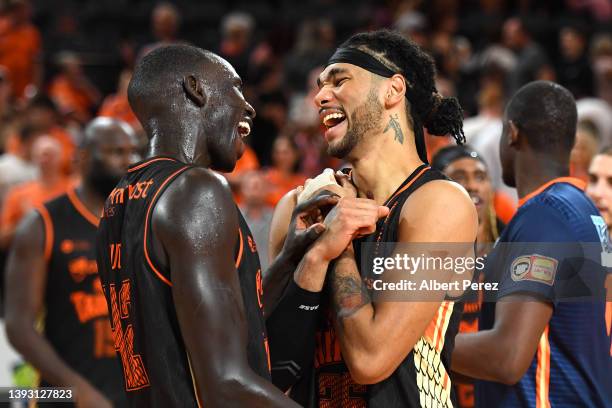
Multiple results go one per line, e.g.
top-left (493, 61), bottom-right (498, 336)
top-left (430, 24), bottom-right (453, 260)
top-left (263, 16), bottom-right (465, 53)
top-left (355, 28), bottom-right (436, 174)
top-left (327, 87), bottom-right (384, 159)
top-left (88, 166), bottom-right (124, 198)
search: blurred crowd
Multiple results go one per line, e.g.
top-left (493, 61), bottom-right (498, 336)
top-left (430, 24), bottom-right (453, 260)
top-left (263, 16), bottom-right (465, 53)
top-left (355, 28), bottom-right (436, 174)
top-left (0, 0), bottom-right (611, 271)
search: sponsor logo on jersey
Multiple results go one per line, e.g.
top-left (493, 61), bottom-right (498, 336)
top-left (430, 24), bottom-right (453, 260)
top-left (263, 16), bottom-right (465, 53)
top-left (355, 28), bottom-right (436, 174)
top-left (510, 254), bottom-right (558, 285)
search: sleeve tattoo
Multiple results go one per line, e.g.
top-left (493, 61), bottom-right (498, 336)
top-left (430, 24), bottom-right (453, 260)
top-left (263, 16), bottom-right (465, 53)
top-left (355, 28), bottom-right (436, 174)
top-left (330, 254), bottom-right (371, 319)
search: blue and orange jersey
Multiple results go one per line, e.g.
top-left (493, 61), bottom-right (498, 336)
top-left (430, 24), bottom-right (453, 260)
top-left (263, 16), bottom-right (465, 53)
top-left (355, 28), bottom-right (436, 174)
top-left (477, 177), bottom-right (612, 407)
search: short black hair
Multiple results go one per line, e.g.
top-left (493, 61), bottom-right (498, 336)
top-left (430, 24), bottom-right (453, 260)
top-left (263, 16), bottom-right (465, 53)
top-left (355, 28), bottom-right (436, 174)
top-left (337, 29), bottom-right (464, 148)
top-left (128, 44), bottom-right (213, 122)
top-left (506, 80), bottom-right (577, 154)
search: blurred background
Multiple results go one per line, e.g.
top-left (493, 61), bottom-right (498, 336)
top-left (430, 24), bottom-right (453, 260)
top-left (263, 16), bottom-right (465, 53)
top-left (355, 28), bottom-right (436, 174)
top-left (0, 0), bottom-right (611, 393)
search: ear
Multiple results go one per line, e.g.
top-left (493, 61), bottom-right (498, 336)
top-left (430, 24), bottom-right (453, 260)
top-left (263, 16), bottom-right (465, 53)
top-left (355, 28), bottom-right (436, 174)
top-left (182, 74), bottom-right (206, 107)
top-left (508, 121), bottom-right (520, 147)
top-left (384, 74), bottom-right (407, 109)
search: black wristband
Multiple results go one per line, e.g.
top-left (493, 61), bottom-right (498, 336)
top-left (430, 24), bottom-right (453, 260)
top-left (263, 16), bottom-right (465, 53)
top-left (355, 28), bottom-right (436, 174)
top-left (266, 278), bottom-right (322, 391)
top-left (284, 278), bottom-right (321, 310)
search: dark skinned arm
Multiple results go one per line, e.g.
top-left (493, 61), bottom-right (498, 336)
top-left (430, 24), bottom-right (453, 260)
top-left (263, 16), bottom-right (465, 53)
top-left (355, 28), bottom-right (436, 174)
top-left (153, 168), bottom-right (299, 408)
top-left (452, 295), bottom-right (553, 384)
top-left (263, 191), bottom-right (339, 316)
top-left (4, 212), bottom-right (111, 408)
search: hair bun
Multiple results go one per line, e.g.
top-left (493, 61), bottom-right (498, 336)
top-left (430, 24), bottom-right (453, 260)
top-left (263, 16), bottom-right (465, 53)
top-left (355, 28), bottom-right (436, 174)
top-left (424, 95), bottom-right (465, 144)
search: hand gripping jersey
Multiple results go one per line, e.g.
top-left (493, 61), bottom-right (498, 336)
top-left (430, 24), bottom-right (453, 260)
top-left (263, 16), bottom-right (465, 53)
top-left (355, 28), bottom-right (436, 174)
top-left (291, 164), bottom-right (463, 408)
top-left (96, 157), bottom-right (270, 407)
top-left (37, 189), bottom-right (126, 407)
top-left (477, 178), bottom-right (612, 408)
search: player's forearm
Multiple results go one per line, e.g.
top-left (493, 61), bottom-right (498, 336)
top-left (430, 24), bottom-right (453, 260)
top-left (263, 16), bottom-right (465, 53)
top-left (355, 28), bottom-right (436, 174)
top-left (263, 249), bottom-right (296, 316)
top-left (329, 252), bottom-right (385, 380)
top-left (267, 276), bottom-right (321, 391)
top-left (452, 331), bottom-right (521, 384)
top-left (201, 368), bottom-right (300, 408)
top-left (5, 322), bottom-right (92, 388)
top-left (293, 248), bottom-right (330, 291)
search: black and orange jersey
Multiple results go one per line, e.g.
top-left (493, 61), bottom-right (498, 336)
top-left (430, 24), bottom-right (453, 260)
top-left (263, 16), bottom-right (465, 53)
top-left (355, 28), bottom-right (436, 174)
top-left (37, 188), bottom-right (126, 407)
top-left (96, 156), bottom-right (270, 408)
top-left (291, 164), bottom-right (463, 408)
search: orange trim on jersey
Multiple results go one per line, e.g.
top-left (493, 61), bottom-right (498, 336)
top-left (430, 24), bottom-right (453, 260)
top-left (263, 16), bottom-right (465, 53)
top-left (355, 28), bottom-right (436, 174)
top-left (128, 157), bottom-right (177, 173)
top-left (518, 177), bottom-right (586, 207)
top-left (67, 188), bottom-right (100, 227)
top-left (535, 325), bottom-right (551, 408)
top-left (385, 166), bottom-right (430, 206)
top-left (605, 302), bottom-right (612, 356)
top-left (435, 301), bottom-right (454, 351)
top-left (36, 205), bottom-right (54, 262)
top-left (235, 228), bottom-right (244, 268)
top-left (143, 166), bottom-right (191, 287)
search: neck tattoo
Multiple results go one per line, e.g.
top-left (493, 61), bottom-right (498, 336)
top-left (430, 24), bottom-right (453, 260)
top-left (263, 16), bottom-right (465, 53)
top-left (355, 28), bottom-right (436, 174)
top-left (384, 113), bottom-right (403, 144)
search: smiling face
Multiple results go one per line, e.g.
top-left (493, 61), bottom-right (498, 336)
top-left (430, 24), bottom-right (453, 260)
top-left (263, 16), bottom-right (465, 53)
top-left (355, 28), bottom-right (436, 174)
top-left (586, 154), bottom-right (612, 228)
top-left (314, 63), bottom-right (385, 159)
top-left (445, 157), bottom-right (493, 222)
top-left (202, 56), bottom-right (255, 172)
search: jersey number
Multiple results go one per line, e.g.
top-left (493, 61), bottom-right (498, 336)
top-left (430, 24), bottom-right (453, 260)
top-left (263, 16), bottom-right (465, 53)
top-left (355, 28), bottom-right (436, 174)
top-left (109, 280), bottom-right (151, 390)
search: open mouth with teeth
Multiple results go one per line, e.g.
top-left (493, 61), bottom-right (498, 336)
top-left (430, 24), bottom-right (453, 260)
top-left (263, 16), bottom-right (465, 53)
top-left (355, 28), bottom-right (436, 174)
top-left (237, 121), bottom-right (251, 138)
top-left (321, 110), bottom-right (347, 129)
top-left (470, 194), bottom-right (483, 207)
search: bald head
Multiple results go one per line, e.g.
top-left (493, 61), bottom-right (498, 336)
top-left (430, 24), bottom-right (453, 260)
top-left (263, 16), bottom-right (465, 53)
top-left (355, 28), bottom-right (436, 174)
top-left (128, 45), bottom-right (232, 127)
top-left (506, 81), bottom-right (577, 155)
top-left (82, 117), bottom-right (135, 150)
top-left (80, 117), bottom-right (139, 197)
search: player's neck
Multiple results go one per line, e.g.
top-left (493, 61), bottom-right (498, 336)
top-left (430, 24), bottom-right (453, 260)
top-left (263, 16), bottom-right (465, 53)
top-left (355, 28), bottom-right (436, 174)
top-left (515, 153), bottom-right (570, 200)
top-left (349, 129), bottom-right (423, 205)
top-left (76, 183), bottom-right (105, 218)
top-left (146, 119), bottom-right (211, 166)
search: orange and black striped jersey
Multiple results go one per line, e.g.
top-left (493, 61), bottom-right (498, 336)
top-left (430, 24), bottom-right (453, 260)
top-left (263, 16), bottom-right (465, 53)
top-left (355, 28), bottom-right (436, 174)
top-left (96, 156), bottom-right (270, 408)
top-left (37, 189), bottom-right (126, 407)
top-left (290, 164), bottom-right (463, 408)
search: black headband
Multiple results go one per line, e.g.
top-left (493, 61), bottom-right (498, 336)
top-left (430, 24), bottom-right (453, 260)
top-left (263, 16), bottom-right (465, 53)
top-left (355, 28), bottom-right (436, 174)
top-left (326, 47), bottom-right (397, 78)
top-left (431, 145), bottom-right (485, 172)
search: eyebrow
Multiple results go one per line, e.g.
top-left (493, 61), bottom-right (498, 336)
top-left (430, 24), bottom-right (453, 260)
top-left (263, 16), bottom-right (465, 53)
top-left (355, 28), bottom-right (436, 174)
top-left (317, 67), bottom-right (349, 88)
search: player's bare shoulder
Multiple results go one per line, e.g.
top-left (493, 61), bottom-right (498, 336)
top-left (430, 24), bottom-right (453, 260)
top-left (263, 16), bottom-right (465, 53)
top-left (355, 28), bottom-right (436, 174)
top-left (152, 167), bottom-right (238, 243)
top-left (401, 178), bottom-right (477, 241)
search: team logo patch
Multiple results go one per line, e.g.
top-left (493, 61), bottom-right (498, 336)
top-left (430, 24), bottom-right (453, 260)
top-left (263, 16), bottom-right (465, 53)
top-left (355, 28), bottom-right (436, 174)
top-left (510, 254), bottom-right (558, 285)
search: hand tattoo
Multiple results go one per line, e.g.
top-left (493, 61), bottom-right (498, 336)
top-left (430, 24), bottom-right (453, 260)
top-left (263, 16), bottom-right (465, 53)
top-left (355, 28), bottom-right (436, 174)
top-left (383, 114), bottom-right (403, 144)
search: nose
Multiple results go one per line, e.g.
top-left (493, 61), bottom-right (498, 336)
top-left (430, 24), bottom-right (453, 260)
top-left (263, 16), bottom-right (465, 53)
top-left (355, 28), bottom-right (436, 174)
top-left (465, 176), bottom-right (479, 194)
top-left (314, 86), bottom-right (333, 108)
top-left (245, 100), bottom-right (256, 119)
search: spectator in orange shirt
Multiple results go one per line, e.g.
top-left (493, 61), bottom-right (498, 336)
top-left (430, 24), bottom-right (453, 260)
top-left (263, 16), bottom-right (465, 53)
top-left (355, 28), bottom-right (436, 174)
top-left (0, 135), bottom-right (70, 248)
top-left (0, 123), bottom-right (39, 203)
top-left (0, 0), bottom-right (41, 99)
top-left (5, 96), bottom-right (76, 175)
top-left (98, 69), bottom-right (139, 127)
top-left (225, 143), bottom-right (260, 203)
top-left (49, 52), bottom-right (101, 124)
top-left (263, 136), bottom-right (307, 206)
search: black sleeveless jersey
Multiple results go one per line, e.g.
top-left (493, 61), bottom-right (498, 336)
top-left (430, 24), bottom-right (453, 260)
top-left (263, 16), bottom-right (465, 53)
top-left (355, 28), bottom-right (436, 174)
top-left (291, 164), bottom-right (463, 408)
top-left (96, 156), bottom-right (270, 408)
top-left (37, 189), bottom-right (126, 407)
